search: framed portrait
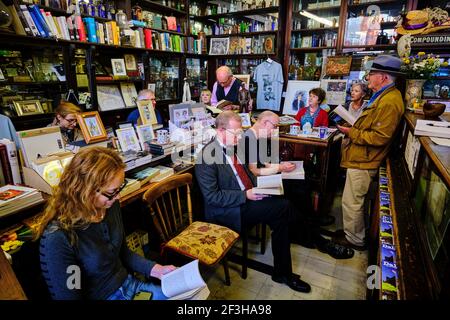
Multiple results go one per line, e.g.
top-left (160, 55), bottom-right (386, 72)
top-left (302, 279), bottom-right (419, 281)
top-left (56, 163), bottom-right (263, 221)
top-left (209, 38), bottom-right (229, 55)
top-left (235, 74), bottom-right (250, 90)
top-left (123, 54), bottom-right (137, 71)
top-left (76, 111), bottom-right (108, 144)
top-left (169, 103), bottom-right (192, 125)
top-left (97, 85), bottom-right (126, 111)
top-left (263, 35), bottom-right (275, 54)
top-left (320, 79), bottom-right (348, 105)
top-left (137, 100), bottom-right (158, 125)
top-left (13, 100), bottom-right (45, 116)
top-left (136, 124), bottom-right (155, 150)
top-left (120, 82), bottom-right (138, 107)
top-left (111, 58), bottom-right (127, 76)
top-left (116, 127), bottom-right (141, 152)
top-left (325, 56), bottom-right (353, 76)
top-left (239, 113), bottom-right (251, 128)
top-left (283, 80), bottom-right (320, 115)
top-left (147, 83), bottom-right (156, 93)
top-left (228, 36), bottom-right (240, 54)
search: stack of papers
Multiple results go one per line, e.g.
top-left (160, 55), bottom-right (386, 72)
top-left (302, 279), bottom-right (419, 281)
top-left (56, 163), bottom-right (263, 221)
top-left (414, 119), bottom-right (450, 139)
top-left (0, 185), bottom-right (44, 218)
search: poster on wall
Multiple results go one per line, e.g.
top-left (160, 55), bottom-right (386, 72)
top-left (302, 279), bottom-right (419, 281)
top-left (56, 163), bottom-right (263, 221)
top-left (282, 80), bottom-right (320, 115)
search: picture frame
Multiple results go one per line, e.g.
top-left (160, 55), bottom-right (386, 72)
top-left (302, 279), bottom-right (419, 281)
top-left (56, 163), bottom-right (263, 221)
top-left (120, 82), bottom-right (138, 107)
top-left (76, 111), bottom-right (108, 144)
top-left (123, 54), bottom-right (137, 71)
top-left (136, 124), bottom-right (155, 150)
top-left (320, 79), bottom-right (348, 105)
top-left (147, 83), bottom-right (156, 93)
top-left (283, 80), bottom-right (320, 115)
top-left (209, 37), bottom-right (230, 55)
top-left (2, 95), bottom-right (23, 104)
top-left (116, 126), bottom-right (141, 152)
top-left (13, 100), bottom-right (45, 116)
top-left (263, 35), bottom-right (275, 54)
top-left (235, 74), bottom-right (250, 90)
top-left (111, 58), bottom-right (127, 76)
top-left (325, 56), bottom-right (353, 76)
top-left (169, 103), bottom-right (192, 125)
top-left (239, 113), bottom-right (251, 128)
top-left (137, 100), bottom-right (158, 125)
top-left (97, 85), bottom-right (126, 111)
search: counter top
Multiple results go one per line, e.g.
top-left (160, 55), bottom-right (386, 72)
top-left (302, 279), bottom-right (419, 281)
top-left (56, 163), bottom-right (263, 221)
top-left (0, 249), bottom-right (27, 300)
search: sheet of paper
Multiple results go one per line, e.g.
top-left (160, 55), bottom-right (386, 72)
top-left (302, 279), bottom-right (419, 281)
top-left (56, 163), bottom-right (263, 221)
top-left (161, 260), bottom-right (206, 298)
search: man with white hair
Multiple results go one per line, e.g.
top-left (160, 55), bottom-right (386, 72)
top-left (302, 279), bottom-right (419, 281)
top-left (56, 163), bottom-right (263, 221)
top-left (126, 89), bottom-right (163, 125)
top-left (210, 66), bottom-right (242, 111)
top-left (334, 55), bottom-right (405, 250)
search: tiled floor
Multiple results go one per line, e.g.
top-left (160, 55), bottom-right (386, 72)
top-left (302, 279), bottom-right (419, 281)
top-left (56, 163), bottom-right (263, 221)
top-left (202, 191), bottom-right (369, 300)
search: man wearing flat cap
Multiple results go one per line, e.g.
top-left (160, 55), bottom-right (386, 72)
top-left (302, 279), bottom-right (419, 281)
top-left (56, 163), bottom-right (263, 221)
top-left (333, 55), bottom-right (405, 251)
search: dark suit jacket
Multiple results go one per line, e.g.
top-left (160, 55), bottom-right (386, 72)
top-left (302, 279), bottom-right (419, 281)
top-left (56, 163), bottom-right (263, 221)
top-left (195, 139), bottom-right (255, 232)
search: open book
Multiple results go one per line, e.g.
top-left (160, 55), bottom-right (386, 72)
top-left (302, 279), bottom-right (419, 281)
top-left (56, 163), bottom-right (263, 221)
top-left (281, 161), bottom-right (305, 180)
top-left (252, 174), bottom-right (284, 195)
top-left (161, 260), bottom-right (210, 300)
top-left (215, 100), bottom-right (233, 109)
top-left (206, 105), bottom-right (223, 114)
top-left (331, 105), bottom-right (357, 126)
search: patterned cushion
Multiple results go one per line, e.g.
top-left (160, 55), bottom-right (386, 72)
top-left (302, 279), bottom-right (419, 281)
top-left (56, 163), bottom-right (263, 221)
top-left (165, 221), bottom-right (239, 266)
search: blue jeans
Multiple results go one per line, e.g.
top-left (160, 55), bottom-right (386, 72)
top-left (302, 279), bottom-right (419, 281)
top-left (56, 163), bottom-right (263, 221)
top-left (107, 274), bottom-right (168, 300)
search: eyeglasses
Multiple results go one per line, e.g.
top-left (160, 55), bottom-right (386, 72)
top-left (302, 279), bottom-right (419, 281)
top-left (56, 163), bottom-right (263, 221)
top-left (99, 180), bottom-right (128, 201)
top-left (225, 128), bottom-right (244, 137)
top-left (64, 117), bottom-right (77, 124)
top-left (218, 76), bottom-right (232, 85)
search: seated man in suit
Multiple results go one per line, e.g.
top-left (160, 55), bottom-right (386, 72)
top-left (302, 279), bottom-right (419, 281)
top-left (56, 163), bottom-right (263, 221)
top-left (195, 111), bottom-right (311, 293)
top-left (240, 110), bottom-right (354, 260)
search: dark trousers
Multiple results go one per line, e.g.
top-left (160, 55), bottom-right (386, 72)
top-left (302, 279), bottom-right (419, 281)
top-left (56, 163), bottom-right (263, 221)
top-left (240, 197), bottom-right (295, 277)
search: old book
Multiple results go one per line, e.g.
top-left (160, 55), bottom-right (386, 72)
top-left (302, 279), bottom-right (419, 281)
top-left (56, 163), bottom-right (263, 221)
top-left (215, 100), bottom-right (233, 109)
top-left (281, 161), bottom-right (304, 180)
top-left (252, 174), bottom-right (284, 195)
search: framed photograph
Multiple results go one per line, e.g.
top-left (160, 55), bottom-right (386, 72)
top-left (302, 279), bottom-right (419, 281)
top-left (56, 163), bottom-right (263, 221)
top-left (283, 80), bottom-right (320, 115)
top-left (13, 100), bottom-right (45, 116)
top-left (228, 36), bottom-right (240, 55)
top-left (123, 54), bottom-right (137, 71)
top-left (147, 83), bottom-right (156, 93)
top-left (136, 124), bottom-right (155, 150)
top-left (209, 38), bottom-right (229, 55)
top-left (235, 74), bottom-right (250, 90)
top-left (77, 111), bottom-right (108, 144)
top-left (111, 58), bottom-right (127, 76)
top-left (263, 35), bottom-right (275, 54)
top-left (137, 100), bottom-right (158, 125)
top-left (169, 103), bottom-right (192, 126)
top-left (120, 82), bottom-right (138, 107)
top-left (325, 56), bottom-right (353, 76)
top-left (97, 85), bottom-right (126, 111)
top-left (321, 79), bottom-right (348, 105)
top-left (239, 113), bottom-right (251, 128)
top-left (116, 127), bottom-right (141, 152)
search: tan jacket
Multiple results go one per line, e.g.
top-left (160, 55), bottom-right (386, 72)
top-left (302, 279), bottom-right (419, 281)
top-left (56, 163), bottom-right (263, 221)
top-left (341, 85), bottom-right (404, 170)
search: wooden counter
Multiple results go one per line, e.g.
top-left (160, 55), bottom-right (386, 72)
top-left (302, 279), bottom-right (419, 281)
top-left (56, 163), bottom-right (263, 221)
top-left (0, 249), bottom-right (27, 300)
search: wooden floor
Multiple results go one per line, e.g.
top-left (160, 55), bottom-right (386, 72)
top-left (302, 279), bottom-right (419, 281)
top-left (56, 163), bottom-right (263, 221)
top-left (202, 191), bottom-right (369, 300)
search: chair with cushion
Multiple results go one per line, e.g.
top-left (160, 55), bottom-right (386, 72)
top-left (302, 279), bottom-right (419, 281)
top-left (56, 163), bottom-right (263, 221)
top-left (142, 173), bottom-right (239, 285)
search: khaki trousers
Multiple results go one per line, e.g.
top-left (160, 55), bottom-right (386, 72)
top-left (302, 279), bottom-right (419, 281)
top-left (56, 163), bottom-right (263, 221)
top-left (342, 168), bottom-right (377, 246)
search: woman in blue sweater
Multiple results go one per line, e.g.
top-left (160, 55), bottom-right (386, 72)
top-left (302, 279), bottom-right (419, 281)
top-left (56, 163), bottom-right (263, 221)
top-left (36, 147), bottom-right (176, 300)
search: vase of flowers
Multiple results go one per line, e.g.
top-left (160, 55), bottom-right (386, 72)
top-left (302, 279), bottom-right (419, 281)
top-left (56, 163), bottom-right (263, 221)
top-left (400, 52), bottom-right (445, 110)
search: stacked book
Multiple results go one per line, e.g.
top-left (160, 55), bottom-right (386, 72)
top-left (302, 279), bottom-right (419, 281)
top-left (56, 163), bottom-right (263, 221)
top-left (0, 185), bottom-right (44, 218)
top-left (150, 166), bottom-right (175, 183)
top-left (145, 142), bottom-right (177, 156)
top-left (119, 178), bottom-right (141, 198)
top-left (130, 166), bottom-right (161, 185)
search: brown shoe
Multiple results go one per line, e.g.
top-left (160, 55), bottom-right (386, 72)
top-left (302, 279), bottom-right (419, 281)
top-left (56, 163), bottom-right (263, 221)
top-left (332, 234), bottom-right (367, 251)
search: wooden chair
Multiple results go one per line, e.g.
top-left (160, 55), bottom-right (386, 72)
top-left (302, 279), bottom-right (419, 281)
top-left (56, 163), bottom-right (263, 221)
top-left (241, 224), bottom-right (267, 279)
top-left (142, 173), bottom-right (239, 286)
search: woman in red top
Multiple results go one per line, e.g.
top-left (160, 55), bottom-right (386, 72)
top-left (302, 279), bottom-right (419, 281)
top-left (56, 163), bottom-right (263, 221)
top-left (294, 88), bottom-right (329, 128)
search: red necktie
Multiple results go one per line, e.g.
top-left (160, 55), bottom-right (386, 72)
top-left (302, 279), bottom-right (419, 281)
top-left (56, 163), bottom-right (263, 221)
top-left (231, 154), bottom-right (253, 190)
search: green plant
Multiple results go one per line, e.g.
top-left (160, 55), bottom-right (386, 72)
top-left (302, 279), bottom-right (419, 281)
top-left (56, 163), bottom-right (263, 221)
top-left (400, 52), bottom-right (447, 79)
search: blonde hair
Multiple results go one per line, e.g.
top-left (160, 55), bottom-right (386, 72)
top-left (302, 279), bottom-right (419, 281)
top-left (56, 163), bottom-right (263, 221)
top-left (215, 110), bottom-right (242, 129)
top-left (256, 111), bottom-right (278, 123)
top-left (34, 147), bottom-right (125, 244)
top-left (201, 89), bottom-right (211, 96)
top-left (55, 101), bottom-right (82, 118)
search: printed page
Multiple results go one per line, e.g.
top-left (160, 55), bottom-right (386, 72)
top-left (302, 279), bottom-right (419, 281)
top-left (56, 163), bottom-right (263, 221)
top-left (333, 105), bottom-right (357, 126)
top-left (161, 260), bottom-right (206, 298)
top-left (256, 174), bottom-right (282, 188)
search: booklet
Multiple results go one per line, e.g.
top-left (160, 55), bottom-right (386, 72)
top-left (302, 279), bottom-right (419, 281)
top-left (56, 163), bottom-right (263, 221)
top-left (281, 161), bottom-right (305, 180)
top-left (414, 119), bottom-right (450, 139)
top-left (161, 260), bottom-right (210, 300)
top-left (331, 105), bottom-right (357, 126)
top-left (252, 174), bottom-right (284, 195)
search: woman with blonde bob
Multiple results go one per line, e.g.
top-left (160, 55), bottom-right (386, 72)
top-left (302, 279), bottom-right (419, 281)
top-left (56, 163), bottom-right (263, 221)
top-left (37, 147), bottom-right (176, 300)
top-left (48, 101), bottom-right (83, 144)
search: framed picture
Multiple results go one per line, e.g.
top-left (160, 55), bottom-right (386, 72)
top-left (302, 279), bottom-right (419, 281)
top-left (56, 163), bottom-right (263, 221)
top-left (116, 127), bottom-right (141, 152)
top-left (239, 113), bottom-right (251, 128)
top-left (97, 85), bottom-right (126, 111)
top-left (263, 35), bottom-right (275, 54)
top-left (13, 100), bottom-right (45, 116)
top-left (137, 100), bottom-right (158, 125)
top-left (123, 54), bottom-right (137, 71)
top-left (169, 103), bottom-right (192, 125)
top-left (325, 56), bottom-right (353, 76)
top-left (235, 74), bottom-right (250, 90)
top-left (209, 38), bottom-right (229, 55)
top-left (320, 79), bottom-right (348, 105)
top-left (2, 95), bottom-right (22, 104)
top-left (283, 80), bottom-right (320, 115)
top-left (147, 83), bottom-right (156, 93)
top-left (111, 58), bottom-right (127, 76)
top-left (120, 82), bottom-right (138, 107)
top-left (77, 111), bottom-right (108, 144)
top-left (136, 124), bottom-right (155, 150)
top-left (228, 36), bottom-right (240, 55)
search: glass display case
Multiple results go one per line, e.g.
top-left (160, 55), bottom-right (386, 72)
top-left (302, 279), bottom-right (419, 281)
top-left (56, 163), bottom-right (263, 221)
top-left (148, 57), bottom-right (179, 100)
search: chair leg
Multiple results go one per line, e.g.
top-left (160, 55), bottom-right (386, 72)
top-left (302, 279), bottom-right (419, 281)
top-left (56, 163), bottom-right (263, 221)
top-left (241, 232), bottom-right (248, 279)
top-left (260, 224), bottom-right (266, 255)
top-left (222, 257), bottom-right (231, 286)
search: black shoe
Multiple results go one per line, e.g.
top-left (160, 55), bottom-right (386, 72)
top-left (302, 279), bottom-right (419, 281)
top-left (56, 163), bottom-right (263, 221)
top-left (332, 234), bottom-right (367, 251)
top-left (316, 240), bottom-right (354, 259)
top-left (272, 274), bottom-right (311, 293)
